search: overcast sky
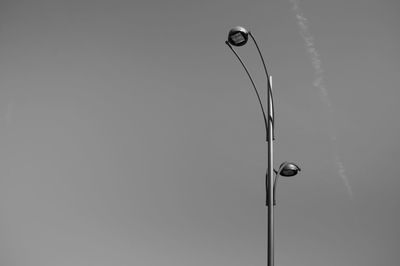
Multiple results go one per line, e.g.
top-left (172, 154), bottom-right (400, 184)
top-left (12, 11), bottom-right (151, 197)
top-left (0, 0), bottom-right (399, 265)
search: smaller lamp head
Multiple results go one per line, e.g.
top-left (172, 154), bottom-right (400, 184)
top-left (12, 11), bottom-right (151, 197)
top-left (278, 162), bottom-right (301, 177)
top-left (227, 26), bottom-right (249, 47)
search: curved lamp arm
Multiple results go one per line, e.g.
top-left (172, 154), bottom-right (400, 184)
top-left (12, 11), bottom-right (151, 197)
top-left (225, 41), bottom-right (269, 142)
top-left (265, 169), bottom-right (279, 206)
top-left (271, 163), bottom-right (301, 205)
top-left (272, 166), bottom-right (283, 205)
top-left (249, 32), bottom-right (275, 140)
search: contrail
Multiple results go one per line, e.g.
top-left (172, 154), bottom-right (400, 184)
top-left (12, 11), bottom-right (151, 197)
top-left (290, 0), bottom-right (353, 199)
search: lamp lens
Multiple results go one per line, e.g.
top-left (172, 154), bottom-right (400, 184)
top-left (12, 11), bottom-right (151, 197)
top-left (231, 32), bottom-right (246, 45)
top-left (281, 169), bottom-right (296, 177)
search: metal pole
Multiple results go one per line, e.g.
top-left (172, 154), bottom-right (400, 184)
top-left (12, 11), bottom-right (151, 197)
top-left (267, 75), bottom-right (274, 266)
top-left (249, 32), bottom-right (275, 266)
top-left (226, 30), bottom-right (276, 266)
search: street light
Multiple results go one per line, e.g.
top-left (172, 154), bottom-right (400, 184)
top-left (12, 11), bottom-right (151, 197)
top-left (278, 162), bottom-right (301, 177)
top-left (225, 26), bottom-right (301, 266)
top-left (227, 26), bottom-right (249, 47)
top-left (273, 162), bottom-right (301, 205)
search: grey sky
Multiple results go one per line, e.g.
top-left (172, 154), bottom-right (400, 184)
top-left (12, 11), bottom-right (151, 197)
top-left (0, 0), bottom-right (399, 265)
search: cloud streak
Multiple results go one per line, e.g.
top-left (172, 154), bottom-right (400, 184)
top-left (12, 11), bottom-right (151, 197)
top-left (290, 0), bottom-right (353, 199)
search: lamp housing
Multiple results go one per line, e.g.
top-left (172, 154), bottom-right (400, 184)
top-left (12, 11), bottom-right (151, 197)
top-left (278, 162), bottom-right (301, 177)
top-left (227, 26), bottom-right (249, 47)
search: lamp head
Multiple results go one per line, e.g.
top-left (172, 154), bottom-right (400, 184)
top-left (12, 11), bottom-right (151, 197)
top-left (278, 162), bottom-right (301, 177)
top-left (227, 26), bottom-right (249, 47)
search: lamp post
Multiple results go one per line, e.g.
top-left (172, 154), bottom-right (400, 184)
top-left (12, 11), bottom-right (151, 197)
top-left (225, 26), bottom-right (300, 266)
